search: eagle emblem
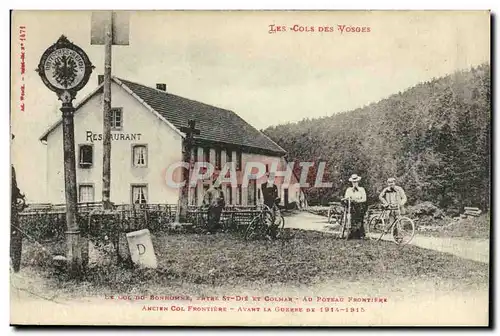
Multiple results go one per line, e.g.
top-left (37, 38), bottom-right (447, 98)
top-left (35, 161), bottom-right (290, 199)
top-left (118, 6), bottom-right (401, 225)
top-left (52, 55), bottom-right (78, 88)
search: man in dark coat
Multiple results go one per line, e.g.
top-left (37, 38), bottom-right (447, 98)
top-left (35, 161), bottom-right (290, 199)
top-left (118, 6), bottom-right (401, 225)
top-left (261, 172), bottom-right (281, 238)
top-left (11, 134), bottom-right (25, 272)
top-left (202, 184), bottom-right (225, 234)
top-left (261, 172), bottom-right (279, 209)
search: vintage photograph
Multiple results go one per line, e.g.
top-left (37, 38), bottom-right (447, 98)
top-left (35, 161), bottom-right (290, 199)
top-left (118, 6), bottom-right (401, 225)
top-left (10, 10), bottom-right (490, 326)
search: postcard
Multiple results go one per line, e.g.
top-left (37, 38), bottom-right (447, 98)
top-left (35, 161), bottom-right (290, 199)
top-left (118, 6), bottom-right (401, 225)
top-left (10, 10), bottom-right (491, 326)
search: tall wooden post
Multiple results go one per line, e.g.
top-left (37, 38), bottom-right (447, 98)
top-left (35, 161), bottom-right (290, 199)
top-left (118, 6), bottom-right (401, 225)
top-left (91, 11), bottom-right (130, 208)
top-left (61, 98), bottom-right (82, 277)
top-left (177, 120), bottom-right (200, 222)
top-left (37, 35), bottom-right (94, 278)
top-left (102, 11), bottom-right (113, 210)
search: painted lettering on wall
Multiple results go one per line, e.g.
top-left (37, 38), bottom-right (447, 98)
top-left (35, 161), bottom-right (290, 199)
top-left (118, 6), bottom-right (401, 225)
top-left (86, 131), bottom-right (142, 143)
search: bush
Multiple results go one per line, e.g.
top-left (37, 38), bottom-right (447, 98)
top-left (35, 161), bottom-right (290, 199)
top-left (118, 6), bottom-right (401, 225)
top-left (19, 212), bottom-right (67, 242)
top-left (407, 201), bottom-right (445, 219)
top-left (21, 242), bottom-right (55, 269)
top-left (445, 207), bottom-right (461, 218)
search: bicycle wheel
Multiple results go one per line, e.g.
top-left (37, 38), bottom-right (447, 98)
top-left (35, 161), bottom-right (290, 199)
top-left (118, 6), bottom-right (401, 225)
top-left (367, 215), bottom-right (385, 241)
top-left (274, 214), bottom-right (288, 239)
top-left (344, 214), bottom-right (352, 240)
top-left (392, 216), bottom-right (415, 245)
top-left (244, 217), bottom-right (261, 241)
top-left (328, 209), bottom-right (340, 225)
top-left (338, 211), bottom-right (347, 239)
top-left (329, 215), bottom-right (341, 227)
top-left (328, 211), bottom-right (334, 224)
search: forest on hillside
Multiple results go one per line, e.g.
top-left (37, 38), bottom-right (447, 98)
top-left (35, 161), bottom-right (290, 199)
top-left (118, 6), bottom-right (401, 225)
top-left (264, 64), bottom-right (491, 211)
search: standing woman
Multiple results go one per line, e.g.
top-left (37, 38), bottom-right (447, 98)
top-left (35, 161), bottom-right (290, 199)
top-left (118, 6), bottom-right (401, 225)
top-left (343, 174), bottom-right (367, 239)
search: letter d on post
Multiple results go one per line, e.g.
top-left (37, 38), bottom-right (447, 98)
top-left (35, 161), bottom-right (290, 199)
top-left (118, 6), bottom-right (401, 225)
top-left (137, 243), bottom-right (146, 255)
top-left (126, 229), bottom-right (157, 268)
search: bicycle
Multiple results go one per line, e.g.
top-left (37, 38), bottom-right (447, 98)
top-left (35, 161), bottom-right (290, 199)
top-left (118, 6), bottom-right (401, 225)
top-left (337, 197), bottom-right (352, 240)
top-left (191, 206), bottom-right (236, 234)
top-left (327, 201), bottom-right (344, 225)
top-left (366, 204), bottom-right (415, 245)
top-left (244, 202), bottom-right (286, 241)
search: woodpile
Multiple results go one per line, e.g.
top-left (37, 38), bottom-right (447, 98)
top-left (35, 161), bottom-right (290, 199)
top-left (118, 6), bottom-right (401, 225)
top-left (463, 207), bottom-right (482, 217)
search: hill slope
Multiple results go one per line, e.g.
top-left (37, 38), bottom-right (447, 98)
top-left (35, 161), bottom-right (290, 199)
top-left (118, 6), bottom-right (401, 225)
top-left (264, 64), bottom-right (490, 210)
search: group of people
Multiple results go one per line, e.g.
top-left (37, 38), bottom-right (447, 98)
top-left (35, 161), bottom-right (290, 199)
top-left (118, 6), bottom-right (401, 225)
top-left (201, 171), bottom-right (407, 240)
top-left (202, 171), bottom-right (280, 234)
top-left (342, 174), bottom-right (407, 240)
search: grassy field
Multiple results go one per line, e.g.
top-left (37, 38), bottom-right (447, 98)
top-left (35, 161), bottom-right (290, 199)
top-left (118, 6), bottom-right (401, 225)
top-left (16, 229), bottom-right (489, 299)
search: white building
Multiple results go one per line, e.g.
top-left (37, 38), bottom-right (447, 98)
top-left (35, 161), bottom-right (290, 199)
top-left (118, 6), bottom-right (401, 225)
top-left (40, 77), bottom-right (304, 208)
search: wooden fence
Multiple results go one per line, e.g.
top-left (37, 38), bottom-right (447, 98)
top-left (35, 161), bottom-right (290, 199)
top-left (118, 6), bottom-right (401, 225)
top-left (18, 203), bottom-right (263, 242)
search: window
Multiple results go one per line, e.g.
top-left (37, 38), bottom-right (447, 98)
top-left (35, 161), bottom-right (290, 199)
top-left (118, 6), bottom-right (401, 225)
top-left (237, 185), bottom-right (242, 205)
top-left (78, 184), bottom-right (94, 203)
top-left (236, 151), bottom-right (242, 171)
top-left (225, 185), bottom-right (233, 205)
top-left (215, 149), bottom-right (222, 170)
top-left (79, 144), bottom-right (93, 168)
top-left (203, 147), bottom-right (210, 164)
top-left (110, 108), bottom-right (123, 130)
top-left (226, 149), bottom-right (232, 163)
top-left (131, 185), bottom-right (148, 204)
top-left (132, 145), bottom-right (147, 167)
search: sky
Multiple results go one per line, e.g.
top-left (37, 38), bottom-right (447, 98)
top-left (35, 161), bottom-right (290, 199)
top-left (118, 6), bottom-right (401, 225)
top-left (10, 10), bottom-right (490, 202)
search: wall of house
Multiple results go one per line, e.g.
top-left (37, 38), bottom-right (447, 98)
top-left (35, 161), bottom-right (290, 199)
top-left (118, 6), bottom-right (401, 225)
top-left (187, 149), bottom-right (302, 207)
top-left (45, 82), bottom-right (183, 205)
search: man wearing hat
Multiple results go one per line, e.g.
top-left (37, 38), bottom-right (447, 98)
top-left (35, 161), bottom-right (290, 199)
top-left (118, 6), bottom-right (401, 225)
top-left (261, 170), bottom-right (280, 239)
top-left (379, 177), bottom-right (407, 214)
top-left (343, 174), bottom-right (367, 239)
top-left (379, 177), bottom-right (407, 238)
top-left (261, 171), bottom-right (279, 210)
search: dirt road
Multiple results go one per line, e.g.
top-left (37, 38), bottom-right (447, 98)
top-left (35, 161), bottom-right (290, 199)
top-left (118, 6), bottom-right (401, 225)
top-left (284, 211), bottom-right (490, 263)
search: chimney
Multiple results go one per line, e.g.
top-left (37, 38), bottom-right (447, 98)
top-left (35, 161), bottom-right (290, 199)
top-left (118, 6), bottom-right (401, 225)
top-left (98, 74), bottom-right (104, 85)
top-left (156, 83), bottom-right (167, 91)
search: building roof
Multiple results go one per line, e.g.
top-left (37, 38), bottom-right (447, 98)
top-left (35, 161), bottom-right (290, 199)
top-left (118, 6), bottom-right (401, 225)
top-left (40, 77), bottom-right (286, 156)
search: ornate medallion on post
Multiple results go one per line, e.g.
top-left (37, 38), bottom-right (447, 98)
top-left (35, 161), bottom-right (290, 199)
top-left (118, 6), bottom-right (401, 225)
top-left (37, 35), bottom-right (94, 102)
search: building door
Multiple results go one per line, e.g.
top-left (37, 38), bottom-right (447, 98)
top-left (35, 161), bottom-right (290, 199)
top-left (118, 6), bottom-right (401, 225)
top-left (284, 188), bottom-right (289, 209)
